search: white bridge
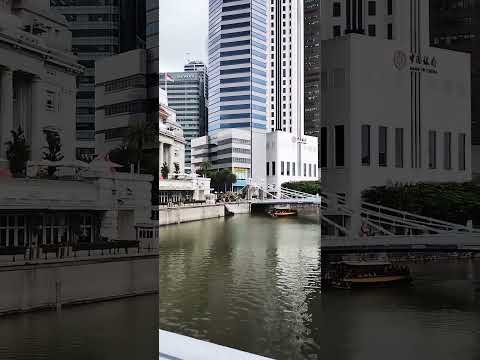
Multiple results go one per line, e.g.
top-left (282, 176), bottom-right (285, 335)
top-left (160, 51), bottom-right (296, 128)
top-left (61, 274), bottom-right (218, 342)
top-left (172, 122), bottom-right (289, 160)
top-left (243, 182), bottom-right (480, 253)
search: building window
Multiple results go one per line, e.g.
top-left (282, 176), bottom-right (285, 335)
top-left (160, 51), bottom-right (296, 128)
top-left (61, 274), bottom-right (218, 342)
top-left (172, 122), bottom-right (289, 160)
top-left (266, 162), bottom-right (270, 176)
top-left (333, 25), bottom-right (341, 37)
top-left (309, 164), bottom-right (312, 177)
top-left (444, 132), bottom-right (452, 170)
top-left (459, 133), bottom-right (466, 171)
top-left (395, 128), bottom-right (404, 168)
top-left (272, 161), bottom-right (276, 176)
top-left (335, 125), bottom-right (345, 167)
top-left (387, 0), bottom-right (393, 15)
top-left (379, 126), bottom-right (388, 167)
top-left (281, 161), bottom-right (285, 175)
top-left (368, 24), bottom-right (376, 36)
top-left (387, 23), bottom-right (393, 39)
top-left (361, 125), bottom-right (371, 166)
top-left (287, 162), bottom-right (291, 176)
top-left (314, 166), bottom-right (317, 178)
top-left (292, 162), bottom-right (296, 176)
top-left (333, 2), bottom-right (341, 17)
top-left (428, 130), bottom-right (437, 169)
top-left (304, 163), bottom-right (307, 176)
top-left (0, 215), bottom-right (26, 247)
top-left (368, 1), bottom-right (377, 16)
top-left (321, 127), bottom-right (328, 167)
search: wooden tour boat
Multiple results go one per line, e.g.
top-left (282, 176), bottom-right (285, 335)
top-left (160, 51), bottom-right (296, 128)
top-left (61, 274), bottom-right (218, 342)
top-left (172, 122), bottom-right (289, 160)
top-left (328, 261), bottom-right (412, 289)
top-left (267, 208), bottom-right (298, 217)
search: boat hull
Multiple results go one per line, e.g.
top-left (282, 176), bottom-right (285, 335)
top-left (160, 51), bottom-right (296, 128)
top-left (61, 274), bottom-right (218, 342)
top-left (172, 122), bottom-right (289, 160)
top-left (331, 275), bottom-right (412, 289)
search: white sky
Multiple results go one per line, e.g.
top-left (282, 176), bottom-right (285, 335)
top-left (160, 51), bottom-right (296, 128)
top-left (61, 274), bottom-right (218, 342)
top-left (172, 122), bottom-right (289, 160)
top-left (159, 0), bottom-right (209, 72)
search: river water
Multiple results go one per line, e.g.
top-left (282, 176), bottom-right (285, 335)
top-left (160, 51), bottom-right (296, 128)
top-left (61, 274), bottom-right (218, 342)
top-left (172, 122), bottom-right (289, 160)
top-left (0, 295), bottom-right (158, 360)
top-left (159, 215), bottom-right (480, 360)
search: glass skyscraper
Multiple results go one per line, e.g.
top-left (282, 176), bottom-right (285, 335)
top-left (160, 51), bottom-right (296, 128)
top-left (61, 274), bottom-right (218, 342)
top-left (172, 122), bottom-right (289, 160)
top-left (193, 0), bottom-right (267, 185)
top-left (161, 62), bottom-right (208, 173)
top-left (208, 0), bottom-right (268, 133)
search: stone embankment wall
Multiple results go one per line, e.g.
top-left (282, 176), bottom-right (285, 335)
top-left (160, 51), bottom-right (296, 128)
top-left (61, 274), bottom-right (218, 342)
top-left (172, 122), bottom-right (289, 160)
top-left (159, 203), bottom-right (251, 226)
top-left (0, 254), bottom-right (158, 316)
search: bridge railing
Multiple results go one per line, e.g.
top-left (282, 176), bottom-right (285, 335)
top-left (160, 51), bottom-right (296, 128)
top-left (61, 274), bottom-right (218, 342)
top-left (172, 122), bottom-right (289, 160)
top-left (245, 183), bottom-right (479, 238)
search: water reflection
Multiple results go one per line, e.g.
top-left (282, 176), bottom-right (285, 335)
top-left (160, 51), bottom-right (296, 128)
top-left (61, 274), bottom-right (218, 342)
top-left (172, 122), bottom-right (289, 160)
top-left (0, 295), bottom-right (158, 360)
top-left (160, 215), bottom-right (480, 360)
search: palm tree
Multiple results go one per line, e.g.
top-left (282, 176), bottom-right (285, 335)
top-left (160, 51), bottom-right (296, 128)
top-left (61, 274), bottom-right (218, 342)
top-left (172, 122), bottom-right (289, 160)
top-left (43, 129), bottom-right (64, 176)
top-left (127, 119), bottom-right (156, 173)
top-left (196, 160), bottom-right (212, 177)
top-left (174, 162), bottom-right (180, 179)
top-left (161, 162), bottom-right (169, 179)
top-left (5, 126), bottom-right (30, 177)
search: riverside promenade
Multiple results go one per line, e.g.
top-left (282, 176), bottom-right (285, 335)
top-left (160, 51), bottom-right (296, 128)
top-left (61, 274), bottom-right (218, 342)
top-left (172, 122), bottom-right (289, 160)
top-left (0, 244), bottom-right (158, 316)
top-left (156, 202), bottom-right (251, 226)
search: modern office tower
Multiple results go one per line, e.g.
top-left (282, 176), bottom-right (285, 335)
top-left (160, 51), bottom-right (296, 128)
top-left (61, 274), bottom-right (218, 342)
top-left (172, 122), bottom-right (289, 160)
top-left (265, 0), bottom-right (318, 189)
top-left (304, 0), bottom-right (322, 141)
top-left (51, 0), bottom-right (146, 160)
top-left (95, 1), bottom-right (157, 158)
top-left (430, 0), bottom-right (480, 175)
top-left (160, 62), bottom-right (208, 173)
top-left (192, 0), bottom-right (268, 188)
top-left (320, 0), bottom-right (471, 213)
top-left (146, 0), bottom-right (159, 104)
top-left (184, 60), bottom-right (209, 135)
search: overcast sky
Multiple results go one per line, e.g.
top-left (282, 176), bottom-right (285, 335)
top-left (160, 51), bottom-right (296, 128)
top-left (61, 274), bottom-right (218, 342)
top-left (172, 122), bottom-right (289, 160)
top-left (159, 0), bottom-right (209, 72)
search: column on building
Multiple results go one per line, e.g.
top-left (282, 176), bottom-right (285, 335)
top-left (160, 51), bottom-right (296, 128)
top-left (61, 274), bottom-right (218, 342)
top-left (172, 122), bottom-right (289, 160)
top-left (0, 67), bottom-right (14, 163)
top-left (159, 142), bottom-right (164, 168)
top-left (30, 76), bottom-right (43, 161)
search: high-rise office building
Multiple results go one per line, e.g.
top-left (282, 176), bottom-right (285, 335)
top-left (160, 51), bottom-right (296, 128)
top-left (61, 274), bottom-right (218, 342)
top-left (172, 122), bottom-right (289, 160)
top-left (160, 62), bottom-right (208, 173)
top-left (51, 0), bottom-right (146, 160)
top-left (265, 0), bottom-right (319, 188)
top-left (429, 0), bottom-right (480, 174)
top-left (192, 0), bottom-right (268, 187)
top-left (304, 0), bottom-right (322, 141)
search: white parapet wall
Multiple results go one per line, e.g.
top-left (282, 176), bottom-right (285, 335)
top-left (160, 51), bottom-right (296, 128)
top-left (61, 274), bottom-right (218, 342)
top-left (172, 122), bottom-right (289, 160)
top-left (158, 204), bottom-right (225, 226)
top-left (0, 254), bottom-right (158, 316)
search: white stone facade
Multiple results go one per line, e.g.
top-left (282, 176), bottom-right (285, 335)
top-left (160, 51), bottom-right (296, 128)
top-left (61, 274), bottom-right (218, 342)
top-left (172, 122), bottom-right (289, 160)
top-left (266, 131), bottom-right (319, 189)
top-left (159, 88), bottom-right (186, 176)
top-left (321, 33), bottom-right (471, 207)
top-left (0, 0), bottom-right (82, 165)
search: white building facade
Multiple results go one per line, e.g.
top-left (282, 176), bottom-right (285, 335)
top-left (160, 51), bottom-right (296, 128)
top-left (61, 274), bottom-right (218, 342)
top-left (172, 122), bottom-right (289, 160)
top-left (319, 0), bottom-right (472, 208)
top-left (0, 0), bottom-right (82, 166)
top-left (0, 1), bottom-right (154, 249)
top-left (159, 89), bottom-right (186, 176)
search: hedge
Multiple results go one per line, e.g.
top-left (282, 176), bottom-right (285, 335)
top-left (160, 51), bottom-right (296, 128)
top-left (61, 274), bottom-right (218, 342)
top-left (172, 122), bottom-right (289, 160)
top-left (362, 182), bottom-right (480, 226)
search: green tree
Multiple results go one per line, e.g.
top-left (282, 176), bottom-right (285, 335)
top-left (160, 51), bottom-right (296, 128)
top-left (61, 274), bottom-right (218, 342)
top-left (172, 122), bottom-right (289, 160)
top-left (209, 169), bottom-right (237, 192)
top-left (5, 126), bottom-right (30, 177)
top-left (362, 182), bottom-right (480, 226)
top-left (43, 129), bottom-right (64, 176)
top-left (174, 162), bottom-right (180, 179)
top-left (161, 162), bottom-right (169, 179)
top-left (283, 181), bottom-right (321, 195)
top-left (196, 161), bottom-right (212, 177)
top-left (127, 120), bottom-right (156, 173)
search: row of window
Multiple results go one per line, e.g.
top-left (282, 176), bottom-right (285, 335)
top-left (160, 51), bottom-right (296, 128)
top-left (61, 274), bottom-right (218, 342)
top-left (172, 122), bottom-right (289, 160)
top-left (320, 125), bottom-right (467, 171)
top-left (333, 0), bottom-right (393, 17)
top-left (333, 23), bottom-right (393, 38)
top-left (266, 161), bottom-right (318, 178)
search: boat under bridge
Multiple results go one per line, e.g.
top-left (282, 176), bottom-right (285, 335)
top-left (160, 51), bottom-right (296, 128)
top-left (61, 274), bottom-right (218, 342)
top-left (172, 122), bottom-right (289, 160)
top-left (242, 182), bottom-right (480, 254)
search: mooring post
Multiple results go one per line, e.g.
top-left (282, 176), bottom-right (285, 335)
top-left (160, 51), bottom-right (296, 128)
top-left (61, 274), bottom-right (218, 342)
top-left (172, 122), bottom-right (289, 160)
top-left (55, 280), bottom-right (62, 312)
